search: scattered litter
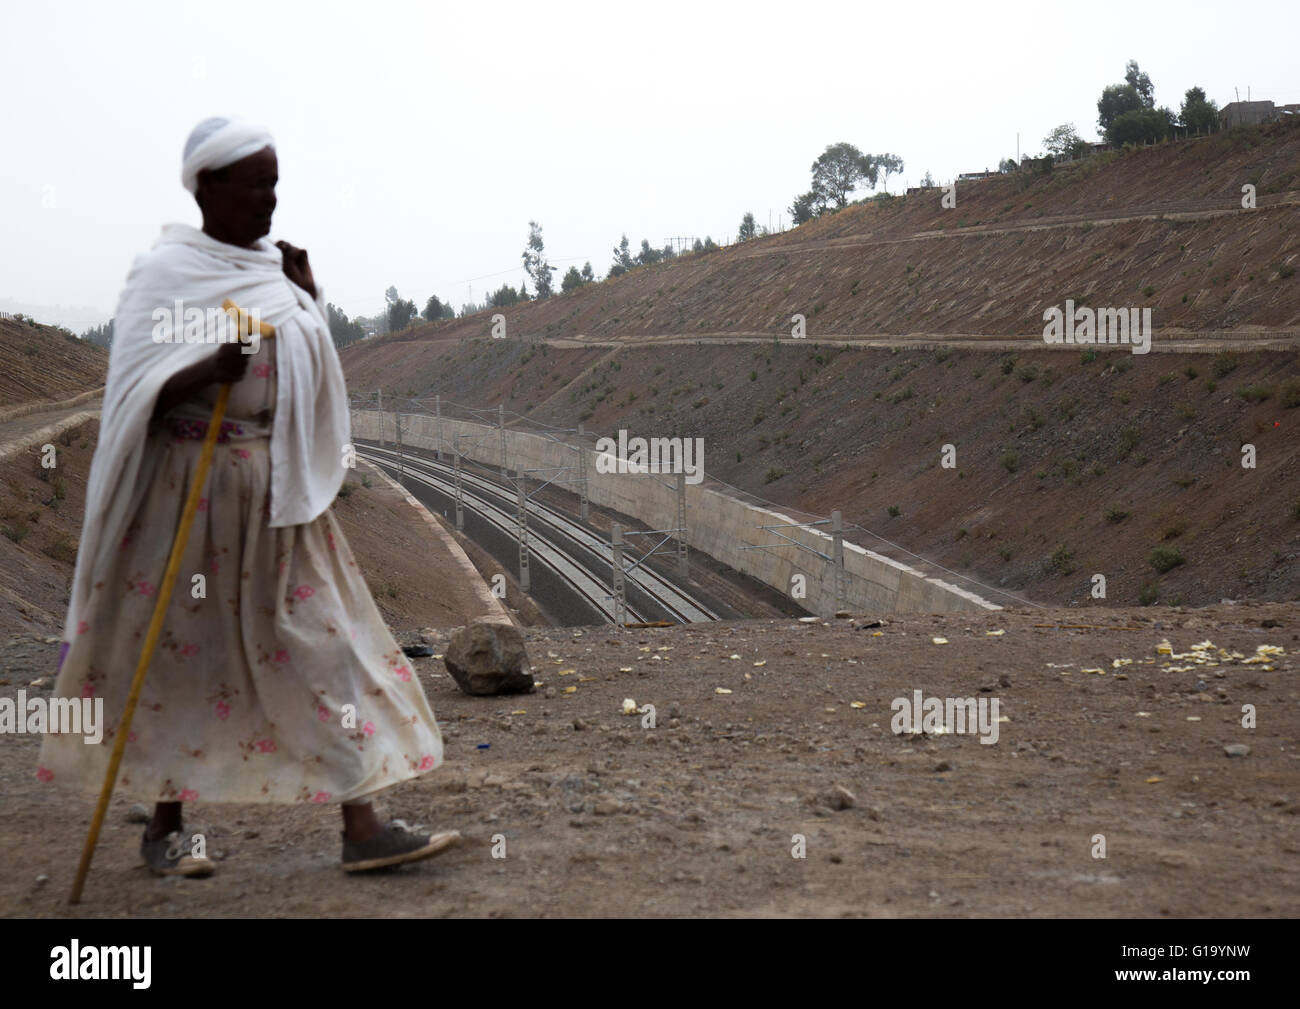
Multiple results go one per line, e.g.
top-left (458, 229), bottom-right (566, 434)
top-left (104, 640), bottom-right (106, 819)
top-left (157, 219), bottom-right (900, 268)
top-left (728, 654), bottom-right (741, 660)
top-left (476, 744), bottom-right (490, 750)
top-left (1145, 776), bottom-right (1162, 784)
top-left (1186, 716), bottom-right (1200, 722)
top-left (753, 660), bottom-right (767, 667)
top-left (618, 667), bottom-right (633, 673)
top-left (622, 699), bottom-right (637, 715)
top-left (1081, 668), bottom-right (1106, 675)
top-left (558, 668), bottom-right (576, 676)
top-left (1136, 711), bottom-right (1152, 718)
top-left (563, 686), bottom-right (577, 694)
top-left (798, 616), bottom-right (820, 623)
top-left (932, 637), bottom-right (949, 645)
top-left (986, 629), bottom-right (1005, 637)
top-left (715, 687), bottom-right (733, 695)
top-left (510, 709), bottom-right (527, 715)
top-left (1156, 640), bottom-right (1173, 655)
top-left (871, 631), bottom-right (884, 637)
top-left (850, 701), bottom-right (866, 709)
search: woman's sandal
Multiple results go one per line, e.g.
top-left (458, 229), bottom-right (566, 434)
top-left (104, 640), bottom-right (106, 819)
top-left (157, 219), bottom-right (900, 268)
top-left (140, 829), bottom-right (216, 878)
top-left (341, 819), bottom-right (462, 873)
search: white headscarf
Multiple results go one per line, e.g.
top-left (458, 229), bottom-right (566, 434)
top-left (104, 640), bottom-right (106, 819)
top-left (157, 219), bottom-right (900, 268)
top-left (181, 116), bottom-right (275, 195)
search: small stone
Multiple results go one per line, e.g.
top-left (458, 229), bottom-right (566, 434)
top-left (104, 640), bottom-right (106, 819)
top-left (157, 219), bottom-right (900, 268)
top-left (573, 718), bottom-right (588, 731)
top-left (593, 797), bottom-right (622, 815)
top-left (998, 675), bottom-right (1011, 688)
top-left (934, 761), bottom-right (953, 773)
top-left (126, 803), bottom-right (149, 824)
top-left (1224, 744), bottom-right (1251, 758)
top-left (35, 874), bottom-right (49, 886)
top-left (827, 785), bottom-right (856, 810)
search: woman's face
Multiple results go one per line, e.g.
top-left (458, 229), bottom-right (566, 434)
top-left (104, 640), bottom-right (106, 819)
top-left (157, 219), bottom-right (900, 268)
top-left (196, 146), bottom-right (278, 248)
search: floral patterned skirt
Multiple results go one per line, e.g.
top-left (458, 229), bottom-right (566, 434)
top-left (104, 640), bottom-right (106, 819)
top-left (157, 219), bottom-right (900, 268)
top-left (37, 421), bottom-right (444, 804)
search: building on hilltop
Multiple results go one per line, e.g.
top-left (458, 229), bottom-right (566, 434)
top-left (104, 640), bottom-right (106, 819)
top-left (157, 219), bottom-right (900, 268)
top-left (1219, 100), bottom-right (1300, 129)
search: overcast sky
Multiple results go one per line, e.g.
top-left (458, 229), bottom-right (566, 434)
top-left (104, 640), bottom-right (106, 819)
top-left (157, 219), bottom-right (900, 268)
top-left (3, 0), bottom-right (1296, 329)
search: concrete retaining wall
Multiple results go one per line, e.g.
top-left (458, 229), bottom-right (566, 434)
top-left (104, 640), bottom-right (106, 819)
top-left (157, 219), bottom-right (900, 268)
top-left (352, 410), bottom-right (999, 615)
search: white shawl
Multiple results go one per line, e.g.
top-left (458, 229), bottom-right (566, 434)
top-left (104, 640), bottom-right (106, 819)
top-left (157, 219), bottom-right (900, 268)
top-left (64, 223), bottom-right (349, 641)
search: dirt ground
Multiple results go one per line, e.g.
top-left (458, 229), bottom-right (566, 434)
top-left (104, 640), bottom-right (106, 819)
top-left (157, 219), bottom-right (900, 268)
top-left (3, 603), bottom-right (1296, 918)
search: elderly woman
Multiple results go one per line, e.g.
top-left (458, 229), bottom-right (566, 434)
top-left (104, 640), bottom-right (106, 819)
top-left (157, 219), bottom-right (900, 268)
top-left (38, 118), bottom-right (459, 876)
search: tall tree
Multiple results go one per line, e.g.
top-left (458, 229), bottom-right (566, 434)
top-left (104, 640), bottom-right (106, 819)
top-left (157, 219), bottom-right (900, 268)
top-left (737, 212), bottom-right (757, 241)
top-left (875, 153), bottom-right (904, 193)
top-left (327, 303), bottom-right (365, 350)
top-left (1180, 86), bottom-right (1219, 132)
top-left (1098, 60), bottom-right (1155, 136)
top-left (423, 295), bottom-right (446, 321)
top-left (636, 238), bottom-right (662, 266)
top-left (385, 291), bottom-right (416, 333)
top-left (580, 261), bottom-right (595, 283)
top-left (609, 233), bottom-right (634, 277)
top-left (1043, 123), bottom-right (1089, 159)
top-left (560, 265), bottom-right (585, 293)
top-left (809, 142), bottom-right (877, 208)
top-left (522, 220), bottom-right (554, 299)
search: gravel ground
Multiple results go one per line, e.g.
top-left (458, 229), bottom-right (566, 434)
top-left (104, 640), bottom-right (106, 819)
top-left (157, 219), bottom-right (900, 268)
top-left (3, 603), bottom-right (1297, 918)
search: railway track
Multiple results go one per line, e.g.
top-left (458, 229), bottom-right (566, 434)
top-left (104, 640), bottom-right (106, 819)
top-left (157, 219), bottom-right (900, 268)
top-left (358, 443), bottom-right (720, 626)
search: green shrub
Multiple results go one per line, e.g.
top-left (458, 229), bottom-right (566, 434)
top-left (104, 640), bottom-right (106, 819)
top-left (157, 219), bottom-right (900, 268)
top-left (887, 505), bottom-right (901, 518)
top-left (1150, 547), bottom-right (1185, 573)
top-left (1000, 450), bottom-right (1019, 473)
top-left (764, 467), bottom-right (786, 484)
top-left (1104, 507), bottom-right (1130, 524)
top-left (1238, 384), bottom-right (1275, 403)
top-left (1211, 352), bottom-right (1239, 377)
top-left (1048, 544), bottom-right (1076, 575)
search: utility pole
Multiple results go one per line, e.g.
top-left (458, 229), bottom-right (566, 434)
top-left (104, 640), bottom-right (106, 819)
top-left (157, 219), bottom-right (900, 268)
top-left (377, 389), bottom-right (383, 446)
top-left (498, 403), bottom-right (506, 475)
top-left (831, 509), bottom-right (846, 617)
top-left (435, 394), bottom-right (443, 461)
top-left (577, 421), bottom-right (589, 522)
top-left (396, 410), bottom-right (404, 481)
top-left (675, 469), bottom-right (689, 578)
top-left (516, 469), bottom-right (530, 593)
top-left (453, 450), bottom-right (464, 531)
top-left (611, 523), bottom-right (626, 628)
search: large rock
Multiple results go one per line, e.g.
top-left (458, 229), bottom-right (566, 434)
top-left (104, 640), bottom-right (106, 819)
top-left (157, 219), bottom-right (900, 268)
top-left (443, 621), bottom-right (534, 696)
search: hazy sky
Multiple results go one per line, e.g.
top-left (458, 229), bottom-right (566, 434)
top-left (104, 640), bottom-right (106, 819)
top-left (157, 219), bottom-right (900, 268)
top-left (3, 0), bottom-right (1296, 329)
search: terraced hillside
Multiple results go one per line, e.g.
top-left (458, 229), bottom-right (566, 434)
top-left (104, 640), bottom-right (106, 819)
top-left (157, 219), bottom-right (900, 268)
top-left (340, 120), bottom-right (1300, 609)
top-left (0, 317), bottom-right (107, 412)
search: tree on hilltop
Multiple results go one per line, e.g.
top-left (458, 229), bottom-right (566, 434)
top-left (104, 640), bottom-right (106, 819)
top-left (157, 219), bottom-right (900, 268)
top-left (522, 221), bottom-right (554, 299)
top-left (1043, 123), bottom-right (1090, 159)
top-left (1180, 86), bottom-right (1219, 132)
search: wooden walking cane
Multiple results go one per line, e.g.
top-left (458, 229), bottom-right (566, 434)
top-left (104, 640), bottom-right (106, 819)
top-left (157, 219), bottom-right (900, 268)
top-left (69, 299), bottom-right (274, 904)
